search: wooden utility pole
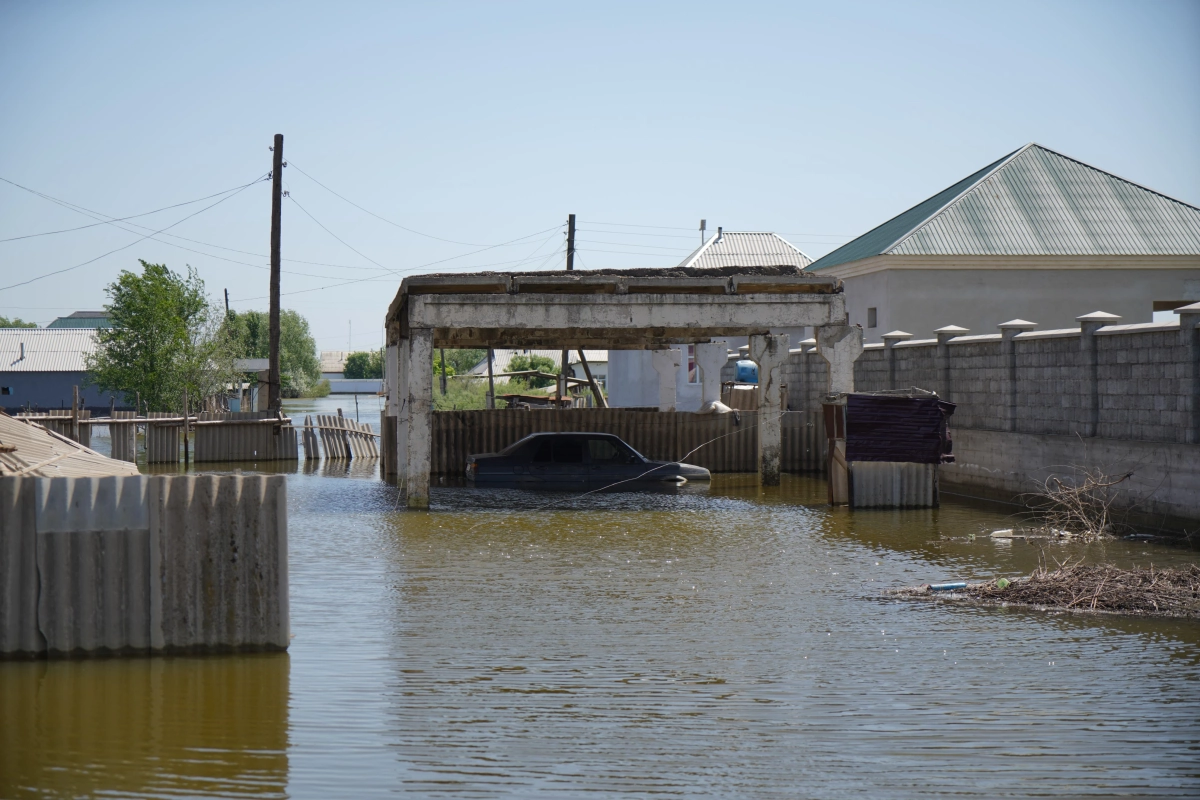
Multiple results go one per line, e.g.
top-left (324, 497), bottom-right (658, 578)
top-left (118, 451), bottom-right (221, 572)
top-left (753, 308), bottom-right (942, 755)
top-left (560, 213), bottom-right (575, 407)
top-left (486, 347), bottom-right (495, 409)
top-left (439, 349), bottom-right (448, 395)
top-left (268, 133), bottom-right (284, 411)
top-left (577, 350), bottom-right (607, 408)
top-left (566, 213), bottom-right (575, 271)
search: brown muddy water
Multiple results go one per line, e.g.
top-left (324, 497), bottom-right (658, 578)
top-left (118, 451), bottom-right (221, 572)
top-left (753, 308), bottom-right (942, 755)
top-left (2, 418), bottom-right (1199, 797)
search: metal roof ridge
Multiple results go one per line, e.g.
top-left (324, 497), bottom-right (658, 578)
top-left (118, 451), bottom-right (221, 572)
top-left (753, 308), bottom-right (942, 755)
top-left (677, 233), bottom-right (718, 268)
top-left (1023, 142), bottom-right (1200, 212)
top-left (881, 143), bottom-right (1036, 255)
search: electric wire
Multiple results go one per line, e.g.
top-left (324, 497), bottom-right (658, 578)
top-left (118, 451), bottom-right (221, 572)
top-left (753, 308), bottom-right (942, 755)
top-left (0, 177), bottom-right (269, 244)
top-left (0, 176), bottom-right (270, 293)
top-left (288, 159), bottom-right (526, 248)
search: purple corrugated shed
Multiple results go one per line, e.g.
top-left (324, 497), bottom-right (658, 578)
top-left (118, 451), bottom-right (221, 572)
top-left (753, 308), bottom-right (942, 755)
top-left (844, 395), bottom-right (955, 464)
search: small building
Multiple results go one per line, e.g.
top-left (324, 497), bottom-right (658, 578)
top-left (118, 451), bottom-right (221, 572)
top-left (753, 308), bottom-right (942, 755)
top-left (608, 231), bottom-right (812, 410)
top-left (0, 328), bottom-right (125, 413)
top-left (45, 310), bottom-right (112, 329)
top-left (319, 350), bottom-right (349, 380)
top-left (805, 143), bottom-right (1200, 343)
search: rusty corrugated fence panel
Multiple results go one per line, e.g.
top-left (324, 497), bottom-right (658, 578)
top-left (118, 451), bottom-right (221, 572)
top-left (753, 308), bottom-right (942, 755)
top-left (151, 475), bottom-right (289, 652)
top-left (0, 478), bottom-right (41, 655)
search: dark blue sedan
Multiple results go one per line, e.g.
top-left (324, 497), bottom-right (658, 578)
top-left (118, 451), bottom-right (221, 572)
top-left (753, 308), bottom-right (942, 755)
top-left (465, 432), bottom-right (711, 491)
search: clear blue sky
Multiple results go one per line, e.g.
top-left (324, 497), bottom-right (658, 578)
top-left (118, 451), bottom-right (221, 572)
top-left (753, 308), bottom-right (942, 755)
top-left (1, 0), bottom-right (1197, 351)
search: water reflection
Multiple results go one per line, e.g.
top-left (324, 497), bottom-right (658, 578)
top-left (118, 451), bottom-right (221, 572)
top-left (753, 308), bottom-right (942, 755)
top-left (0, 654), bottom-right (289, 799)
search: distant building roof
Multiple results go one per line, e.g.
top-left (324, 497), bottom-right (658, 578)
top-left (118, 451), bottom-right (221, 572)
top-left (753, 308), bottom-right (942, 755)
top-left (0, 328), bottom-right (97, 372)
top-left (807, 143), bottom-right (1200, 271)
top-left (320, 350), bottom-right (350, 373)
top-left (678, 231), bottom-right (812, 270)
top-left (0, 412), bottom-right (140, 478)
top-left (46, 311), bottom-right (112, 329)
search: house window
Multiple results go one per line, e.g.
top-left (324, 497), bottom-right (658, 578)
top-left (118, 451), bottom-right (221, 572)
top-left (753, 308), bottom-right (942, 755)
top-left (867, 307), bottom-right (878, 329)
top-left (0, 387), bottom-right (11, 395)
top-left (687, 345), bottom-right (700, 384)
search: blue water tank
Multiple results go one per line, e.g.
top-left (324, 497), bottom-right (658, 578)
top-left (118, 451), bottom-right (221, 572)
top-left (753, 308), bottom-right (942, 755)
top-left (735, 359), bottom-right (759, 384)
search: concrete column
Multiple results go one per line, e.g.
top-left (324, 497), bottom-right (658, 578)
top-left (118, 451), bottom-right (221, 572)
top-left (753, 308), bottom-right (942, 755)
top-left (934, 325), bottom-right (968, 401)
top-left (403, 329), bottom-right (434, 509)
top-left (998, 320), bottom-right (1036, 432)
top-left (817, 325), bottom-right (863, 396)
top-left (394, 340), bottom-right (409, 486)
top-left (651, 349), bottom-right (681, 412)
top-left (385, 345), bottom-right (400, 416)
top-left (694, 341), bottom-right (729, 409)
top-left (1176, 302), bottom-right (1200, 444)
top-left (881, 330), bottom-right (912, 390)
top-left (749, 333), bottom-right (789, 486)
top-left (1077, 311), bottom-right (1121, 438)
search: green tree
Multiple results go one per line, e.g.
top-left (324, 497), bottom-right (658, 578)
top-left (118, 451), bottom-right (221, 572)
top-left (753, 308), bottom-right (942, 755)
top-left (86, 260), bottom-right (238, 411)
top-left (344, 350), bottom-right (384, 379)
top-left (0, 316), bottom-right (37, 328)
top-left (508, 354), bottom-right (557, 388)
top-left (224, 309), bottom-right (321, 396)
top-left (442, 348), bottom-right (486, 375)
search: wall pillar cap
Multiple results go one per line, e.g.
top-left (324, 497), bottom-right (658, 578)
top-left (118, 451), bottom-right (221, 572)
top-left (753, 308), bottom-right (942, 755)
top-left (934, 325), bottom-right (969, 334)
top-left (1173, 301), bottom-right (1200, 314)
top-left (998, 319), bottom-right (1037, 330)
top-left (798, 337), bottom-right (817, 346)
top-left (1076, 311), bottom-right (1122, 323)
top-left (881, 330), bottom-right (913, 340)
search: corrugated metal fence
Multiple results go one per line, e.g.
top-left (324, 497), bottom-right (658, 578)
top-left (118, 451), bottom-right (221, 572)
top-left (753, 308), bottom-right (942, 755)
top-left (427, 409), bottom-right (827, 475)
top-left (145, 412), bottom-right (179, 464)
top-left (0, 474), bottom-right (288, 658)
top-left (194, 411), bottom-right (298, 462)
top-left (109, 410), bottom-right (137, 463)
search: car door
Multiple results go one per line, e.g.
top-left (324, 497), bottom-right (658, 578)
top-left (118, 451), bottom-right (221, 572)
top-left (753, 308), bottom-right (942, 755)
top-left (529, 435), bottom-right (588, 490)
top-left (586, 436), bottom-right (648, 490)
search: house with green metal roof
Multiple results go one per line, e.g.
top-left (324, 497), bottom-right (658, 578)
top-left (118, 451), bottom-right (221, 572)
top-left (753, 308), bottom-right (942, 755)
top-left (805, 143), bottom-right (1200, 342)
top-left (45, 310), bottom-right (112, 329)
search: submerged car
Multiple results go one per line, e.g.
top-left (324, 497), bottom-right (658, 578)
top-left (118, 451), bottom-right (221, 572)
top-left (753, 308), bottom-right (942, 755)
top-left (465, 432), bottom-right (711, 491)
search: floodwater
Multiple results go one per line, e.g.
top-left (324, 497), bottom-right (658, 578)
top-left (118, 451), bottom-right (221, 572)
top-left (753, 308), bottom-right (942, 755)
top-left (3, 409), bottom-right (1199, 798)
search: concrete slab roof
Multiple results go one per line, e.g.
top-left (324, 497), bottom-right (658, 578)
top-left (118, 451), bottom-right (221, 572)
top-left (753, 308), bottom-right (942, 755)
top-left (387, 268), bottom-right (844, 350)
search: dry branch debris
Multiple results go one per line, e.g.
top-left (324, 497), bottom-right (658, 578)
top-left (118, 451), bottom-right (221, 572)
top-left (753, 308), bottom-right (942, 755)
top-left (892, 564), bottom-right (1200, 618)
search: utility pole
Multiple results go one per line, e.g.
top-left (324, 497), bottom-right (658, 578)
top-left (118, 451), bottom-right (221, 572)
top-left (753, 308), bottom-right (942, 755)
top-left (700, 219), bottom-right (706, 245)
top-left (268, 133), bottom-right (284, 411)
top-left (561, 213), bottom-right (575, 407)
top-left (565, 213), bottom-right (576, 271)
top-left (224, 288), bottom-right (230, 316)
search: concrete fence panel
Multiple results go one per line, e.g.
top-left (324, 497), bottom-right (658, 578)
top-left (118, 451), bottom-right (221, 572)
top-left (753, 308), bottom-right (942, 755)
top-left (0, 474), bottom-right (289, 658)
top-left (193, 412), bottom-right (299, 462)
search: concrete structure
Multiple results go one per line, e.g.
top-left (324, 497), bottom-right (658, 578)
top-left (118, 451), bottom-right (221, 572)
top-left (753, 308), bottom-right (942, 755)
top-left (0, 328), bottom-right (124, 413)
top-left (806, 143), bottom-right (1200, 343)
top-left (467, 348), bottom-right (609, 388)
top-left (384, 267), bottom-right (858, 507)
top-left (772, 305), bottom-right (1200, 525)
top-left (0, 474), bottom-right (289, 657)
top-left (609, 232), bottom-right (815, 410)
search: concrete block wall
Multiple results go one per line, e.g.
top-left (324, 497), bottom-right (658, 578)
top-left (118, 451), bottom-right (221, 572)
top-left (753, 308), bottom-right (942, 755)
top-left (1013, 334), bottom-right (1087, 436)
top-left (1096, 328), bottom-right (1190, 442)
top-left (944, 339), bottom-right (1007, 430)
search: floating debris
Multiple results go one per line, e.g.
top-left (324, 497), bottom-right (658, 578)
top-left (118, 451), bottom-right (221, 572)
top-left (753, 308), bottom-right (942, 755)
top-left (891, 564), bottom-right (1200, 619)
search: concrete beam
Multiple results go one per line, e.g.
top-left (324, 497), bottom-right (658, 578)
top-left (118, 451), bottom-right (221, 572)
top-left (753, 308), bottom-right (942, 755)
top-left (817, 325), bottom-right (863, 395)
top-left (749, 333), bottom-right (789, 485)
top-left (403, 330), bottom-right (434, 509)
top-left (694, 341), bottom-right (729, 409)
top-left (651, 349), bottom-right (681, 412)
top-left (406, 293), bottom-right (845, 348)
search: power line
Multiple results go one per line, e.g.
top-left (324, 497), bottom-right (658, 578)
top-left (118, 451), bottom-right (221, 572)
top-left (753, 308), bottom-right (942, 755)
top-left (0, 177), bottom-right (269, 244)
top-left (288, 194), bottom-right (397, 275)
top-left (575, 238), bottom-right (691, 252)
top-left (288, 159), bottom-right (526, 248)
top-left (0, 176), bottom-right (269, 293)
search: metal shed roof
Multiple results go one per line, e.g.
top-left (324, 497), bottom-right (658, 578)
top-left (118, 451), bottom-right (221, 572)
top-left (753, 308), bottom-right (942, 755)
top-left (678, 231), bottom-right (813, 270)
top-left (46, 311), bottom-right (112, 329)
top-left (0, 328), bottom-right (97, 372)
top-left (807, 143), bottom-right (1200, 271)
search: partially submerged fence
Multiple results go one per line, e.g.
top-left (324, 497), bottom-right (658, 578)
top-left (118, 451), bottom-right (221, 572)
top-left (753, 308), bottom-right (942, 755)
top-left (423, 409), bottom-right (826, 476)
top-left (15, 410), bottom-right (92, 448)
top-left (195, 411), bottom-right (299, 462)
top-left (0, 474), bottom-right (289, 658)
top-left (306, 414), bottom-right (377, 460)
